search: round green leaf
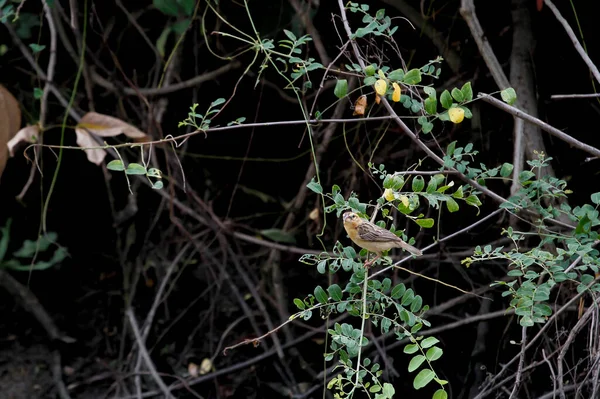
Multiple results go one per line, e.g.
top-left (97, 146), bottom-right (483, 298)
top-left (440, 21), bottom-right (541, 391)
top-left (334, 79), bottom-right (348, 99)
top-left (387, 68), bottom-right (404, 81)
top-left (327, 284), bottom-right (343, 301)
top-left (412, 175), bottom-right (425, 192)
top-left (152, 180), bottom-right (164, 190)
top-left (416, 218), bottom-right (434, 228)
top-left (446, 197), bottom-right (459, 213)
top-left (500, 162), bottom-right (514, 178)
top-left (451, 87), bottom-right (464, 102)
top-left (433, 389), bottom-right (448, 399)
top-left (421, 337), bottom-right (440, 348)
top-left (293, 298), bottom-right (306, 310)
top-left (408, 355), bottom-right (426, 372)
top-left (426, 346), bottom-right (443, 361)
top-left (125, 163), bottom-right (147, 175)
top-left (403, 343), bottom-right (419, 354)
top-left (314, 285), bottom-right (328, 304)
top-left (413, 369), bottom-right (435, 389)
top-left (107, 160), bottom-right (125, 171)
top-left (501, 87), bottom-right (517, 105)
top-left (440, 90), bottom-right (453, 109)
top-left (403, 68), bottom-right (422, 85)
top-left (460, 82), bottom-right (473, 102)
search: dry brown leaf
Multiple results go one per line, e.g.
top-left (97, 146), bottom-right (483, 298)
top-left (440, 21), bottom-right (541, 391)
top-left (77, 112), bottom-right (148, 139)
top-left (188, 362), bottom-right (199, 378)
top-left (8, 125), bottom-right (40, 156)
top-left (75, 112), bottom-right (149, 165)
top-left (0, 84), bottom-right (22, 179)
top-left (74, 128), bottom-right (107, 165)
top-left (353, 95), bottom-right (367, 116)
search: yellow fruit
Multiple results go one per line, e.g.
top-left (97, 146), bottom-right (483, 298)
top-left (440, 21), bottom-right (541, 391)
top-left (448, 107), bottom-right (465, 123)
top-left (392, 82), bottom-right (401, 102)
top-left (375, 79), bottom-right (387, 96)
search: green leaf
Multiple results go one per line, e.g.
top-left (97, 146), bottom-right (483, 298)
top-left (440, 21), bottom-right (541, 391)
top-left (408, 355), bottom-right (426, 372)
top-left (416, 218), bottom-right (434, 228)
top-left (433, 389), bottom-right (448, 399)
top-left (211, 98), bottom-right (226, 107)
top-left (153, 0), bottom-right (179, 16)
top-left (461, 82), bottom-right (473, 101)
top-left (28, 43), bottom-right (46, 53)
top-left (501, 87), bottom-right (517, 105)
top-left (260, 228), bottom-right (296, 244)
top-left (403, 68), bottom-right (422, 85)
top-left (147, 168), bottom-right (162, 178)
top-left (412, 175), bottom-right (425, 192)
top-left (500, 162), bottom-right (514, 178)
top-left (152, 181), bottom-right (164, 190)
top-left (465, 195), bottom-right (482, 207)
top-left (283, 29), bottom-right (296, 41)
top-left (364, 76), bottom-right (377, 86)
top-left (591, 192), bottom-right (600, 205)
top-left (440, 90), bottom-right (452, 109)
top-left (426, 346), bottom-right (443, 361)
top-left (423, 86), bottom-right (436, 99)
top-left (328, 284), bottom-right (343, 301)
top-left (413, 369), bottom-right (435, 389)
top-left (401, 288), bottom-right (415, 306)
top-left (446, 197), bottom-right (459, 213)
top-left (314, 286), bottom-right (328, 304)
top-left (33, 87), bottom-right (43, 99)
top-left (404, 344), bottom-right (419, 354)
top-left (293, 298), bottom-right (306, 310)
top-left (307, 178), bottom-right (322, 194)
top-left (421, 337), bottom-right (440, 348)
top-left (388, 68), bottom-right (404, 81)
top-left (106, 160), bottom-right (125, 171)
top-left (178, 0), bottom-right (195, 16)
top-left (334, 79), bottom-right (348, 99)
top-left (382, 383), bottom-right (395, 397)
top-left (424, 97), bottom-right (437, 115)
top-left (125, 163), bottom-right (147, 175)
top-left (391, 283), bottom-right (406, 299)
top-left (171, 19), bottom-right (191, 34)
top-left (451, 88), bottom-right (464, 102)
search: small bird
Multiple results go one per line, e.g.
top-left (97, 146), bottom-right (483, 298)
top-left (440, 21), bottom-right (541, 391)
top-left (342, 211), bottom-right (422, 267)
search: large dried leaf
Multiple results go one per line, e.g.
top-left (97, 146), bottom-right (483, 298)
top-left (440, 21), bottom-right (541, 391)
top-left (8, 125), bottom-right (40, 156)
top-left (74, 112), bottom-right (149, 165)
top-left (0, 84), bottom-right (22, 179)
top-left (76, 112), bottom-right (148, 139)
top-left (74, 128), bottom-right (107, 165)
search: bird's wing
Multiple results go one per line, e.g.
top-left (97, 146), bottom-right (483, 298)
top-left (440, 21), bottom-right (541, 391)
top-left (357, 222), bottom-right (400, 242)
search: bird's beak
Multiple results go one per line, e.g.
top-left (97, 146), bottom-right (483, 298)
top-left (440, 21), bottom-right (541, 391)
top-left (342, 212), bottom-right (352, 221)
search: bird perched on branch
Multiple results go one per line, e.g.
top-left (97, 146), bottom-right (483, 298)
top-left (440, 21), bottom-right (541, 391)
top-left (342, 211), bottom-right (422, 268)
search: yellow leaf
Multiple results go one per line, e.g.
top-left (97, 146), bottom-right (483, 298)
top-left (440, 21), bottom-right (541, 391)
top-left (199, 358), bottom-right (213, 375)
top-left (399, 195), bottom-right (410, 207)
top-left (384, 188), bottom-right (395, 202)
top-left (374, 79), bottom-right (387, 96)
top-left (309, 207), bottom-right (319, 220)
top-left (392, 82), bottom-right (401, 102)
top-left (448, 108), bottom-right (465, 123)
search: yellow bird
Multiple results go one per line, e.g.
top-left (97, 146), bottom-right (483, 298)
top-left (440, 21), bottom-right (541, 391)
top-left (342, 211), bottom-right (422, 267)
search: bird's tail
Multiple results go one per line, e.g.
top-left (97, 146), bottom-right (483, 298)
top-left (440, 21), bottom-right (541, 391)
top-left (397, 240), bottom-right (423, 256)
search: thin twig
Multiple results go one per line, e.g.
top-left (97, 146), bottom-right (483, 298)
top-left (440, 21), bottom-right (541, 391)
top-left (508, 326), bottom-right (528, 399)
top-left (544, 0), bottom-right (600, 85)
top-left (126, 308), bottom-right (174, 399)
top-left (478, 93), bottom-right (600, 158)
